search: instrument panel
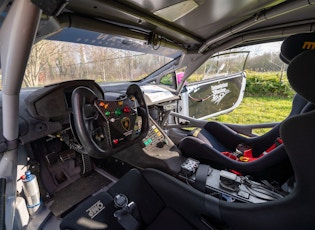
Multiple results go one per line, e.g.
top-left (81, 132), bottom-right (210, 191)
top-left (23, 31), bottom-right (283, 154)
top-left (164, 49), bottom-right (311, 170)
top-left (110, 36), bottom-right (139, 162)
top-left (25, 80), bottom-right (104, 121)
top-left (17, 80), bottom-right (105, 144)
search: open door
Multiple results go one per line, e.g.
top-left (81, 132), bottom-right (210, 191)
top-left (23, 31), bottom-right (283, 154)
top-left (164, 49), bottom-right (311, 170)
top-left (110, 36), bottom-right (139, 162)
top-left (178, 51), bottom-right (249, 119)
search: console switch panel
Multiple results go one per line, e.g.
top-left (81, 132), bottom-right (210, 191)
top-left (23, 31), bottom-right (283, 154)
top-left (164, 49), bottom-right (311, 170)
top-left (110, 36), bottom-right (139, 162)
top-left (181, 158), bottom-right (200, 176)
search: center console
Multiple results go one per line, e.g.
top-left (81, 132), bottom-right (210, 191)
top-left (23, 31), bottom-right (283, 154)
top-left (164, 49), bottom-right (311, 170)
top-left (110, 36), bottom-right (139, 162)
top-left (179, 158), bottom-right (286, 203)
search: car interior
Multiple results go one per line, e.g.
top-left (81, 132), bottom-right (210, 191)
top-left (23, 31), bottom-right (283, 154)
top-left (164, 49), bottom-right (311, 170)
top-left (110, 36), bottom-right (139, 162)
top-left (178, 93), bottom-right (314, 180)
top-left (1, 0), bottom-right (315, 229)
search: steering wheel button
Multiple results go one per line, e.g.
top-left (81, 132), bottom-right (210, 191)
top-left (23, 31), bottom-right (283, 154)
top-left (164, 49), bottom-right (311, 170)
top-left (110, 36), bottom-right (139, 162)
top-left (115, 109), bottom-right (122, 116)
top-left (123, 106), bottom-right (131, 113)
top-left (99, 102), bottom-right (109, 109)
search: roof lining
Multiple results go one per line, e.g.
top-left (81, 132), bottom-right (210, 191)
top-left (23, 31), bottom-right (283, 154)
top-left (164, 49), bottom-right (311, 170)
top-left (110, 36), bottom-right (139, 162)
top-left (198, 0), bottom-right (315, 53)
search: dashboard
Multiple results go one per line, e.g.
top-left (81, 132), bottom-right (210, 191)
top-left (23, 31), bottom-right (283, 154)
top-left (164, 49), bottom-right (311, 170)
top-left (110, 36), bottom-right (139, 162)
top-left (14, 80), bottom-right (179, 151)
top-left (24, 80), bottom-right (104, 122)
top-left (14, 80), bottom-right (105, 145)
top-left (3, 80), bottom-right (183, 186)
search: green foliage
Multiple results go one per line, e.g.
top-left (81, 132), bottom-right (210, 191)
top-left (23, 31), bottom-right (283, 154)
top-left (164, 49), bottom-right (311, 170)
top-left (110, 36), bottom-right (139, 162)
top-left (212, 96), bottom-right (293, 135)
top-left (160, 74), bottom-right (173, 85)
top-left (187, 74), bottom-right (203, 83)
top-left (245, 71), bottom-right (294, 97)
top-left (213, 71), bottom-right (294, 134)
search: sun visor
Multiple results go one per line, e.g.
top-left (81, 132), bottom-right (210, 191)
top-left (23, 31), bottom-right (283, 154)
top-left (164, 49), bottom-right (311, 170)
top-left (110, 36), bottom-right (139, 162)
top-left (47, 28), bottom-right (182, 58)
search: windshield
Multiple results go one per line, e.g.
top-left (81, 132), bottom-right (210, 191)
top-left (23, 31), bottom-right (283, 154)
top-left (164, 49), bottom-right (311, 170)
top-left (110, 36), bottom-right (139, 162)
top-left (22, 39), bottom-right (176, 88)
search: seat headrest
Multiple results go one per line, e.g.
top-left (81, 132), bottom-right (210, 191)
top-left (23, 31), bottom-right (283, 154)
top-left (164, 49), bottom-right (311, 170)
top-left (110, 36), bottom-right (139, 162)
top-left (280, 33), bottom-right (315, 64)
top-left (287, 50), bottom-right (315, 103)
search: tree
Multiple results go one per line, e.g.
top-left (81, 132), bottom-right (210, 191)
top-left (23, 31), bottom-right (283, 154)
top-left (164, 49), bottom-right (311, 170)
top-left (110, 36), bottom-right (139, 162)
top-left (23, 40), bottom-right (172, 87)
top-left (24, 40), bottom-right (62, 87)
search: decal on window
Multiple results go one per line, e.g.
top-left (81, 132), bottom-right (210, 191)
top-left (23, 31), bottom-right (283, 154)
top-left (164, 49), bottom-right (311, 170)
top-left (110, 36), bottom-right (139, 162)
top-left (211, 83), bottom-right (230, 105)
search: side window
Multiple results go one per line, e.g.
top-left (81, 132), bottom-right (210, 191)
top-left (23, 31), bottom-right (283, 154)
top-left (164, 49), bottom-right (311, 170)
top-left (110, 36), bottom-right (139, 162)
top-left (160, 73), bottom-right (174, 86)
top-left (160, 69), bottom-right (186, 88)
top-left (187, 51), bottom-right (249, 83)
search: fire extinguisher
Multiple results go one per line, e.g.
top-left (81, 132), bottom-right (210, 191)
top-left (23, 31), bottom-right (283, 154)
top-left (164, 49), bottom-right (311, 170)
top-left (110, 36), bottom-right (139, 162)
top-left (21, 171), bottom-right (41, 215)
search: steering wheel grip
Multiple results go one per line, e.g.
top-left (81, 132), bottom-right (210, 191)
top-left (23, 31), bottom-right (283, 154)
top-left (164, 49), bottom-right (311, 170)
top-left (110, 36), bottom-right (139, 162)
top-left (126, 84), bottom-right (150, 138)
top-left (71, 87), bottom-right (102, 156)
top-left (72, 84), bottom-right (149, 158)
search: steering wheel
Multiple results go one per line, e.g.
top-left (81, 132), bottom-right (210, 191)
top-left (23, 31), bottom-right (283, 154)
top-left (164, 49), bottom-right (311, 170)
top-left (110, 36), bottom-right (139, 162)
top-left (71, 84), bottom-right (149, 158)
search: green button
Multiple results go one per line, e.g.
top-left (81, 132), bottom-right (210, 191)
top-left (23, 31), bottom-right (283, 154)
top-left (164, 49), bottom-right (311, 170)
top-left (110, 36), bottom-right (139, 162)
top-left (115, 109), bottom-right (122, 116)
top-left (144, 138), bottom-right (153, 146)
top-left (105, 111), bottom-right (110, 116)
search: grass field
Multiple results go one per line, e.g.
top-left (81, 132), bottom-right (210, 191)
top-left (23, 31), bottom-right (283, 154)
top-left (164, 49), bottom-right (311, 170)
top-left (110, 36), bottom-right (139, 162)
top-left (210, 96), bottom-right (293, 135)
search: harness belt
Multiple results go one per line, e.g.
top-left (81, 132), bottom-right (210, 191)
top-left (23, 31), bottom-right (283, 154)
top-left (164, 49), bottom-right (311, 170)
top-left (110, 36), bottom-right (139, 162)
top-left (195, 164), bottom-right (210, 192)
top-left (222, 138), bottom-right (283, 163)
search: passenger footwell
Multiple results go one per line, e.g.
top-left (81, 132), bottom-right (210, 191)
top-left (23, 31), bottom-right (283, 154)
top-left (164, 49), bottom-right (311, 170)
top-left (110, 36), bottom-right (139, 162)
top-left (50, 172), bottom-right (112, 217)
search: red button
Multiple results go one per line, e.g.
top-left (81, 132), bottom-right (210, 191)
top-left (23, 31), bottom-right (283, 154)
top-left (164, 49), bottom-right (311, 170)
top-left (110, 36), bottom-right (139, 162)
top-left (113, 139), bottom-right (119, 145)
top-left (123, 106), bottom-right (131, 113)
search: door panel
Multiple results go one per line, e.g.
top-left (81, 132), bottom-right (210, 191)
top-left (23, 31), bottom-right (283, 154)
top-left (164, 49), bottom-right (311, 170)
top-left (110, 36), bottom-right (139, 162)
top-left (178, 51), bottom-right (248, 119)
